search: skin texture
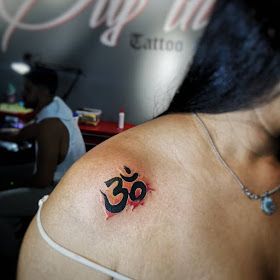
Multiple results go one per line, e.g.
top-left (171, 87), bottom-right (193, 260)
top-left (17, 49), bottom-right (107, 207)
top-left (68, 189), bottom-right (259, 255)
top-left (17, 92), bottom-right (280, 279)
top-left (0, 80), bottom-right (69, 188)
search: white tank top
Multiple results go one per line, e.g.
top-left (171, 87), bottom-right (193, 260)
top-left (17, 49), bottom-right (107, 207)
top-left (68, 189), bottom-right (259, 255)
top-left (36, 96), bottom-right (86, 183)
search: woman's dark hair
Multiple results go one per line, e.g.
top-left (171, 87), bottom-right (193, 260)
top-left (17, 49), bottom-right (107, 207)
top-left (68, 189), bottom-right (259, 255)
top-left (166, 0), bottom-right (280, 114)
top-left (24, 66), bottom-right (58, 96)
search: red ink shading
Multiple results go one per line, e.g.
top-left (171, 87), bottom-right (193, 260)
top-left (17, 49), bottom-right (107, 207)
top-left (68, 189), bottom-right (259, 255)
top-left (127, 182), bottom-right (154, 211)
top-left (101, 168), bottom-right (154, 219)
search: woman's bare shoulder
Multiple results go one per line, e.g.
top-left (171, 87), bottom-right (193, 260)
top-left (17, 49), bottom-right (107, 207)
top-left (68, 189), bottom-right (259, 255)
top-left (18, 114), bottom-right (199, 279)
top-left (17, 114), bottom-right (272, 279)
top-left (23, 113), bottom-right (199, 232)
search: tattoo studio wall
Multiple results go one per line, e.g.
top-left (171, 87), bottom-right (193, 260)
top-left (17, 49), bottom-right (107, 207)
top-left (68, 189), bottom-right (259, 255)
top-left (0, 0), bottom-right (214, 124)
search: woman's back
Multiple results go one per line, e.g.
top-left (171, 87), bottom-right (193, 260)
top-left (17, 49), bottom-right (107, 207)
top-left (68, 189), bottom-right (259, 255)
top-left (18, 114), bottom-right (280, 279)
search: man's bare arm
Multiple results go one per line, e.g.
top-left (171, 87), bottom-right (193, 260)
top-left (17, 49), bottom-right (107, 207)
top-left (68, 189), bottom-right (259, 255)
top-left (8, 119), bottom-right (62, 188)
top-left (26, 119), bottom-right (61, 188)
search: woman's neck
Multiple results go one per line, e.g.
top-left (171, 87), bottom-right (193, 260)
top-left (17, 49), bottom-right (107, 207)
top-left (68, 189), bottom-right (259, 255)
top-left (198, 106), bottom-right (280, 192)
top-left (203, 112), bottom-right (278, 158)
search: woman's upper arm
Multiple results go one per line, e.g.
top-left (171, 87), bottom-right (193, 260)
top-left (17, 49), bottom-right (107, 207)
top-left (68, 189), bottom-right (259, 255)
top-left (17, 139), bottom-right (152, 279)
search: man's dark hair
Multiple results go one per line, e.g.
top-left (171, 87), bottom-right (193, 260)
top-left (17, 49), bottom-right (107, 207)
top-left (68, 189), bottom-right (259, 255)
top-left (24, 66), bottom-right (58, 96)
top-left (165, 0), bottom-right (280, 114)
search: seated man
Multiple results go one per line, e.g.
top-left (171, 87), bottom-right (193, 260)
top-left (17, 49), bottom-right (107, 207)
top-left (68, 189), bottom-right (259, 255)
top-left (0, 67), bottom-right (86, 260)
top-left (1, 66), bottom-right (86, 188)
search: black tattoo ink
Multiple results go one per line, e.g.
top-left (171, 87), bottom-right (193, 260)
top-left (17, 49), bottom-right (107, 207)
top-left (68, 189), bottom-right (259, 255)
top-left (100, 177), bottom-right (128, 213)
top-left (124, 166), bottom-right (131, 174)
top-left (129, 181), bottom-right (147, 201)
top-left (101, 166), bottom-right (150, 216)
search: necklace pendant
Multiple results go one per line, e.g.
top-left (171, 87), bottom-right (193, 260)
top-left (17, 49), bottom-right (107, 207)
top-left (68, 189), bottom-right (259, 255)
top-left (261, 196), bottom-right (277, 215)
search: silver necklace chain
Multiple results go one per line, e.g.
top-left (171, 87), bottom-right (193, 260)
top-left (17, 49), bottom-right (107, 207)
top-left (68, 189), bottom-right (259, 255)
top-left (194, 113), bottom-right (280, 215)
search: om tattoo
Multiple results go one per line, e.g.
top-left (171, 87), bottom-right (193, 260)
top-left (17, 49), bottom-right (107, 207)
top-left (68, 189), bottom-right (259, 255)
top-left (100, 166), bottom-right (153, 219)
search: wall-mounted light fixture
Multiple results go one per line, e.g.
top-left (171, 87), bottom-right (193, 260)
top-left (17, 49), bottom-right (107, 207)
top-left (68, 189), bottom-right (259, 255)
top-left (10, 53), bottom-right (33, 75)
top-left (11, 52), bottom-right (83, 101)
top-left (10, 62), bottom-right (31, 75)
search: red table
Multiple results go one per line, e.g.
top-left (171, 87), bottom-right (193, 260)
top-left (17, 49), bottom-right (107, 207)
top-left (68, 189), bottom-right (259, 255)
top-left (0, 107), bottom-right (135, 151)
top-left (79, 121), bottom-right (134, 150)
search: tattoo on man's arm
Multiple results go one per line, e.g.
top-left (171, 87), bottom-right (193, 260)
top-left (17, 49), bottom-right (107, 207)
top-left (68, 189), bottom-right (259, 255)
top-left (100, 166), bottom-right (154, 219)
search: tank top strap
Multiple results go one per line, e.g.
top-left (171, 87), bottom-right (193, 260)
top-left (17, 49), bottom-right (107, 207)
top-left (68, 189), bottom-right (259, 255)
top-left (36, 196), bottom-right (133, 280)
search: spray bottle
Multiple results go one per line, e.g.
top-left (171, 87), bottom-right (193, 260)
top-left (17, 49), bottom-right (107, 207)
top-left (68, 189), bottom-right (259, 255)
top-left (118, 108), bottom-right (125, 130)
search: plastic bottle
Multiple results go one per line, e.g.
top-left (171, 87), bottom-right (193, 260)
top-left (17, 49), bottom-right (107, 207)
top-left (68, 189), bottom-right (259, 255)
top-left (118, 108), bottom-right (125, 129)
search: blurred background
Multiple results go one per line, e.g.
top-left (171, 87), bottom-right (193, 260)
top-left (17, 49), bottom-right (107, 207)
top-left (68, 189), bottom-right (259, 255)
top-left (0, 0), bottom-right (213, 124)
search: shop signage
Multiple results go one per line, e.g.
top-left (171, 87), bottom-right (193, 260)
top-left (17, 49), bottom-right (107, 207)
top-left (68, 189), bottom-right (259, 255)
top-left (0, 0), bottom-right (215, 52)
